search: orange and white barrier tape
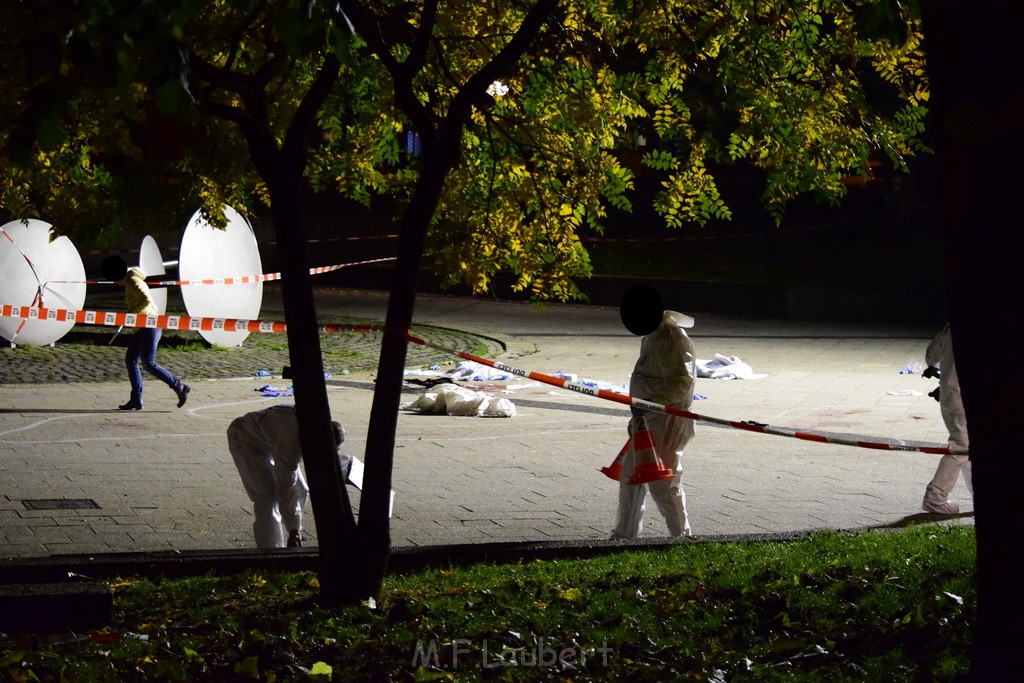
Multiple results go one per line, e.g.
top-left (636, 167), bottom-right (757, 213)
top-left (403, 330), bottom-right (965, 457)
top-left (82, 233), bottom-right (402, 256)
top-left (150, 257), bottom-right (396, 287)
top-left (1, 295), bottom-right (959, 456)
top-left (1, 304), bottom-right (380, 336)
top-left (57, 256), bottom-right (397, 287)
top-left (268, 234), bottom-right (399, 246)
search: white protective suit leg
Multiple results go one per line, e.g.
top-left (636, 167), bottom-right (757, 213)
top-left (611, 415), bottom-right (692, 538)
top-left (274, 463), bottom-right (308, 538)
top-left (644, 412), bottom-right (690, 537)
top-left (611, 461), bottom-right (690, 538)
top-left (251, 493), bottom-right (286, 549)
top-left (229, 427), bottom-right (287, 548)
top-left (924, 454), bottom-right (971, 508)
top-left (961, 461), bottom-right (974, 496)
top-left (648, 475), bottom-right (690, 537)
top-left (923, 407), bottom-right (971, 510)
top-left (611, 448), bottom-right (646, 538)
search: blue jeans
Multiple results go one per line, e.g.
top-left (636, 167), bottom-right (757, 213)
top-left (125, 328), bottom-right (180, 400)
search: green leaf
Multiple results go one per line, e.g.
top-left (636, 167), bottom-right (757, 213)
top-left (274, 8), bottom-right (316, 55)
top-left (413, 666), bottom-right (454, 681)
top-left (0, 650), bottom-right (28, 668)
top-left (234, 655), bottom-right (260, 679)
top-left (36, 116), bottom-right (66, 150)
top-left (852, 0), bottom-right (914, 44)
top-left (328, 24), bottom-right (354, 68)
top-left (154, 79), bottom-right (190, 118)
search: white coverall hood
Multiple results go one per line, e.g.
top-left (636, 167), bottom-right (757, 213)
top-left (665, 310), bottom-right (695, 329)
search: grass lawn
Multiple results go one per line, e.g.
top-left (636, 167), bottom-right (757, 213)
top-left (2, 525), bottom-right (973, 682)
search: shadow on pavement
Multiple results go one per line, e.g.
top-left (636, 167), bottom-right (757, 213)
top-left (869, 511), bottom-right (975, 529)
top-left (0, 409), bottom-right (129, 415)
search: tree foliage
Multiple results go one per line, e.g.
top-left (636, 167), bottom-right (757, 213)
top-left (1, 0), bottom-right (927, 300)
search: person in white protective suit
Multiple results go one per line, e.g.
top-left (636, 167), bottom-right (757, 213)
top-left (227, 404), bottom-right (347, 548)
top-left (922, 323), bottom-right (972, 515)
top-left (611, 284), bottom-right (696, 538)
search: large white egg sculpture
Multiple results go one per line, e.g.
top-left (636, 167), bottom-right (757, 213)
top-left (178, 206), bottom-right (263, 347)
top-left (0, 219), bottom-right (86, 346)
top-left (138, 235), bottom-right (168, 315)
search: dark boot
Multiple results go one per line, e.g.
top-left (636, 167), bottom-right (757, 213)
top-left (119, 397), bottom-right (143, 410)
top-left (175, 383), bottom-right (191, 408)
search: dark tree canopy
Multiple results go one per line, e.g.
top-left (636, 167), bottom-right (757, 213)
top-left (2, 0), bottom-right (928, 299)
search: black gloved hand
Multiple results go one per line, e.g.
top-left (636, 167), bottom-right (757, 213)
top-left (922, 366), bottom-right (940, 379)
top-left (929, 387), bottom-right (941, 402)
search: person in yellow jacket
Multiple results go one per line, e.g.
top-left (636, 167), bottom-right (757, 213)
top-left (101, 256), bottom-right (190, 411)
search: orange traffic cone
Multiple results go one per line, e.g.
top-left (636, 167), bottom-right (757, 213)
top-left (600, 439), bottom-right (631, 480)
top-left (628, 422), bottom-right (674, 485)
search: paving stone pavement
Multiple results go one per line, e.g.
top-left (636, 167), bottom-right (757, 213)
top-left (1, 286), bottom-right (973, 561)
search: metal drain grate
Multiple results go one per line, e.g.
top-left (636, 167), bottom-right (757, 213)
top-left (22, 499), bottom-right (100, 510)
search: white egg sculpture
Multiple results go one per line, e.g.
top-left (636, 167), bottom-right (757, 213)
top-left (178, 206), bottom-right (263, 347)
top-left (138, 235), bottom-right (168, 315)
top-left (0, 219), bottom-right (86, 346)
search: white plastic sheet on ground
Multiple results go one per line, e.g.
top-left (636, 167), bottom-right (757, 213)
top-left (696, 354), bottom-right (767, 380)
top-left (446, 360), bottom-right (511, 381)
top-left (553, 370), bottom-right (628, 394)
top-left (402, 384), bottom-right (516, 417)
top-left (404, 360), bottom-right (511, 381)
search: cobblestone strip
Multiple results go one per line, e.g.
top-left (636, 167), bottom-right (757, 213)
top-left (1, 322), bottom-right (499, 384)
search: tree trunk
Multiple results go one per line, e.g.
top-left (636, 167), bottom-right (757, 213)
top-left (921, 2), bottom-right (1024, 678)
top-left (336, 0), bottom-right (558, 600)
top-left (355, 157), bottom-right (449, 598)
top-left (266, 160), bottom-right (359, 605)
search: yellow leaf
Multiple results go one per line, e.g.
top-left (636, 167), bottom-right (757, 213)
top-left (559, 587), bottom-right (584, 602)
top-left (311, 661), bottom-right (333, 679)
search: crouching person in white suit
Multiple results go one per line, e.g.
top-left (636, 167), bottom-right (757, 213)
top-left (228, 404), bottom-right (347, 548)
